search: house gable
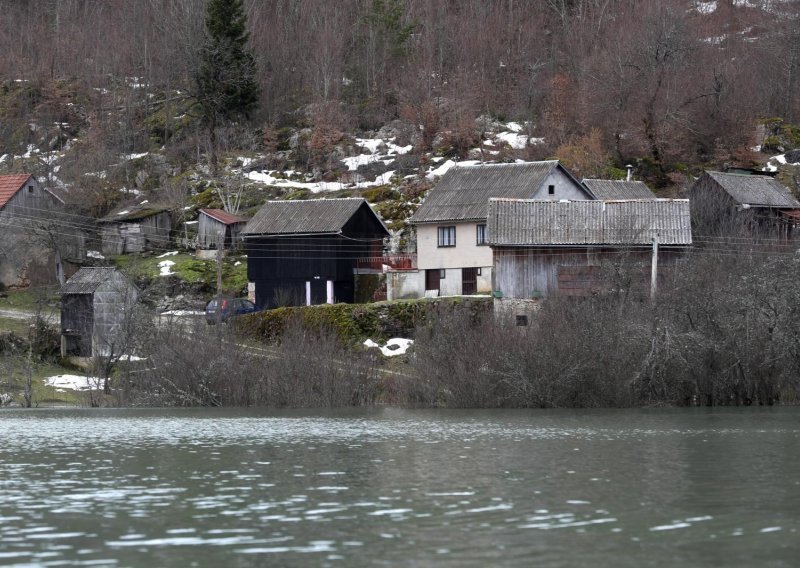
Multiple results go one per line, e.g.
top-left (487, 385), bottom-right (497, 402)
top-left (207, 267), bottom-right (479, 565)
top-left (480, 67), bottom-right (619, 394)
top-left (410, 161), bottom-right (593, 225)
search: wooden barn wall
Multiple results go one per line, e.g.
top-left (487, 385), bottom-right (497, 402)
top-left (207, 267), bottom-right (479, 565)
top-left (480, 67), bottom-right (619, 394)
top-left (60, 294), bottom-right (93, 356)
top-left (139, 213), bottom-right (171, 250)
top-left (198, 216), bottom-right (244, 250)
top-left (101, 213), bottom-right (171, 254)
top-left (197, 215), bottom-right (224, 249)
top-left (92, 276), bottom-right (138, 357)
top-left (246, 234), bottom-right (363, 309)
top-left (100, 225), bottom-right (125, 255)
top-left (494, 247), bottom-right (684, 298)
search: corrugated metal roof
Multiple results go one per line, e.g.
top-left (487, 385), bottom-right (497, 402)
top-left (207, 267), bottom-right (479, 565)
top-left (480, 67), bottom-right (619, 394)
top-left (410, 161), bottom-right (591, 224)
top-left (582, 179), bottom-right (656, 200)
top-left (487, 199), bottom-right (692, 246)
top-left (200, 208), bottom-right (248, 225)
top-left (243, 198), bottom-right (388, 235)
top-left (705, 171), bottom-right (800, 208)
top-left (59, 267), bottom-right (124, 295)
top-left (0, 174), bottom-right (33, 209)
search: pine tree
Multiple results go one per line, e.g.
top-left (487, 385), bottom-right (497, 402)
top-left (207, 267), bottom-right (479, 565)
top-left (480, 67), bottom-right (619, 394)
top-left (195, 0), bottom-right (258, 174)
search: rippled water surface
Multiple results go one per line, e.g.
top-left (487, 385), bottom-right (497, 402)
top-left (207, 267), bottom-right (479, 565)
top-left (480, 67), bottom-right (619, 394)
top-left (0, 407), bottom-right (798, 567)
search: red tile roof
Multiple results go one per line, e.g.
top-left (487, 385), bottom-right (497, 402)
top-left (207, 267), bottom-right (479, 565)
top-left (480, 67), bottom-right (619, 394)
top-left (200, 208), bottom-right (248, 225)
top-left (0, 174), bottom-right (33, 210)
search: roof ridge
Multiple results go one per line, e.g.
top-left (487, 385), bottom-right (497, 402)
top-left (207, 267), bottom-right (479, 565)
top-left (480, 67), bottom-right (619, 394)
top-left (708, 170), bottom-right (772, 178)
top-left (264, 197), bottom-right (365, 203)
top-left (455, 160), bottom-right (557, 169)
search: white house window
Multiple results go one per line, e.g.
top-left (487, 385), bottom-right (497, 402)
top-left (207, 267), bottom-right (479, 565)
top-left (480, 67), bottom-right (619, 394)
top-left (476, 224), bottom-right (487, 246)
top-left (27, 185), bottom-right (34, 193)
top-left (437, 226), bottom-right (456, 247)
top-left (548, 184), bottom-right (555, 195)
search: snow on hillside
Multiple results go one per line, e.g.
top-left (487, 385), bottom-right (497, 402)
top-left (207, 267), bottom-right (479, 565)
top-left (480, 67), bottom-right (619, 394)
top-left (243, 122), bottom-right (531, 193)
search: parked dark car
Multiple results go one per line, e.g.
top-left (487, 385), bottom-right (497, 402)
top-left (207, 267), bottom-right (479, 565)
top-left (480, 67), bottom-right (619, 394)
top-left (205, 297), bottom-right (257, 324)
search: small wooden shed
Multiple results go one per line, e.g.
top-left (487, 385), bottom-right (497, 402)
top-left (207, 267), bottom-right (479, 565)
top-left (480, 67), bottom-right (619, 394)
top-left (197, 208), bottom-right (248, 251)
top-left (60, 267), bottom-right (138, 358)
top-left (99, 204), bottom-right (171, 255)
top-left (689, 171), bottom-right (800, 240)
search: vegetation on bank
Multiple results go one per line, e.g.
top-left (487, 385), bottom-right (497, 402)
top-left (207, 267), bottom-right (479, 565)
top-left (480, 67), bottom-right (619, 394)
top-left (118, 247), bottom-right (800, 408)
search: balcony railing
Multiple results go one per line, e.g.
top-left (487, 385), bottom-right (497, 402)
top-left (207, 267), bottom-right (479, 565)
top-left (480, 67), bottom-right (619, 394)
top-left (356, 253), bottom-right (417, 272)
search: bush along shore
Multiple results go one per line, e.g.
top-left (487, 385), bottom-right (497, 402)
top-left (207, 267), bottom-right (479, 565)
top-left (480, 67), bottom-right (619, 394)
top-left (120, 250), bottom-right (800, 408)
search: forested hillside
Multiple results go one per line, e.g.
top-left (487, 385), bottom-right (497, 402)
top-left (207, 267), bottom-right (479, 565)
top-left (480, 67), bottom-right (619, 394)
top-left (1, 0), bottom-right (799, 218)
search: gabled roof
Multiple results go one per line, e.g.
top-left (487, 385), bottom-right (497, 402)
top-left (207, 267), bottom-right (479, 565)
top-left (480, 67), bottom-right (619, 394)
top-left (243, 197), bottom-right (389, 236)
top-left (59, 267), bottom-right (130, 295)
top-left (487, 199), bottom-right (692, 246)
top-left (200, 208), bottom-right (248, 225)
top-left (100, 203), bottom-right (170, 223)
top-left (410, 161), bottom-right (592, 224)
top-left (0, 174), bottom-right (34, 209)
top-left (582, 179), bottom-right (656, 200)
top-left (703, 171), bottom-right (800, 208)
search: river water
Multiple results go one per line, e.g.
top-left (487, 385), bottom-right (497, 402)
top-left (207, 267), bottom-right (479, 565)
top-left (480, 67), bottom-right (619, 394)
top-left (0, 407), bottom-right (798, 567)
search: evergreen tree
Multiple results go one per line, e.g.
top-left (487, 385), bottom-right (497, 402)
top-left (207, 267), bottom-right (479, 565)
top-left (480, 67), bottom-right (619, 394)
top-left (195, 0), bottom-right (258, 173)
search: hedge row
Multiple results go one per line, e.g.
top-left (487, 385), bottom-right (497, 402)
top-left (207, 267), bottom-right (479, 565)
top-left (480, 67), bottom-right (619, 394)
top-left (236, 296), bottom-right (492, 345)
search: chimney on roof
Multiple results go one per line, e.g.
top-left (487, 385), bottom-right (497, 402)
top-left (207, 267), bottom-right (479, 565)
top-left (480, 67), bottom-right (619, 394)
top-left (626, 164), bottom-right (633, 182)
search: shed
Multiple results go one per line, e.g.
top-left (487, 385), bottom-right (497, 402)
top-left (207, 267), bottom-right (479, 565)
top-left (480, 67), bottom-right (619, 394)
top-left (99, 204), bottom-right (172, 255)
top-left (242, 198), bottom-right (390, 308)
top-left (197, 208), bottom-right (248, 251)
top-left (488, 199), bottom-right (692, 298)
top-left (689, 171), bottom-right (800, 240)
top-left (59, 267), bottom-right (139, 358)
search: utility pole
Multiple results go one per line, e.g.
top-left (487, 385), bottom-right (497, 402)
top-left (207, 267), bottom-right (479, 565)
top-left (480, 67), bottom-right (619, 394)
top-left (650, 234), bottom-right (659, 300)
top-left (216, 227), bottom-right (224, 324)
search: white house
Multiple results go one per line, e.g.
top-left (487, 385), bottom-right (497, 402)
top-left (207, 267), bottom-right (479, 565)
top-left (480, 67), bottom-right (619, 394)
top-left (392, 161), bottom-right (594, 298)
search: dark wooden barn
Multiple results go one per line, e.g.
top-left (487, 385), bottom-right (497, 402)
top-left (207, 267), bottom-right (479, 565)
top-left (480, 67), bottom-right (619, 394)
top-left (689, 171), bottom-right (800, 241)
top-left (60, 267), bottom-right (138, 359)
top-left (487, 199), bottom-right (692, 298)
top-left (242, 198), bottom-right (389, 309)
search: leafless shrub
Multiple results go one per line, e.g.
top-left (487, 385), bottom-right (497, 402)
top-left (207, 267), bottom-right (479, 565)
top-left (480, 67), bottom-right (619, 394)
top-left (130, 316), bottom-right (380, 407)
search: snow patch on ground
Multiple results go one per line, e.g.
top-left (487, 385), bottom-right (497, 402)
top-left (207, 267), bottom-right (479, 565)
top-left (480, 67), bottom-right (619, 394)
top-left (157, 251), bottom-right (179, 258)
top-left (696, 1), bottom-right (718, 14)
top-left (495, 131), bottom-right (543, 150)
top-left (87, 250), bottom-right (105, 259)
top-left (123, 152), bottom-right (148, 161)
top-left (160, 310), bottom-right (205, 317)
top-left (158, 260), bottom-right (175, 276)
top-left (764, 153), bottom-right (800, 172)
top-left (45, 375), bottom-right (102, 391)
top-left (363, 338), bottom-right (414, 357)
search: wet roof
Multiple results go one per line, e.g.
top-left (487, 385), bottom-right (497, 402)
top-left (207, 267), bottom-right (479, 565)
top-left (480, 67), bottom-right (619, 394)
top-left (582, 179), bottom-right (656, 200)
top-left (704, 171), bottom-right (800, 208)
top-left (243, 198), bottom-right (388, 235)
top-left (487, 199), bottom-right (692, 246)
